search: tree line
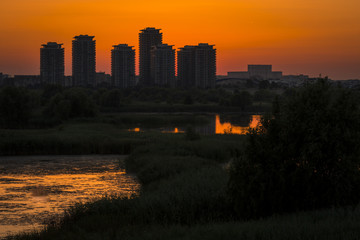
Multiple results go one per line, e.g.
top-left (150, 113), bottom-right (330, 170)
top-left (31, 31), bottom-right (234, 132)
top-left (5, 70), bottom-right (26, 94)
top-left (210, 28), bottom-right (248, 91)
top-left (0, 85), bottom-right (277, 129)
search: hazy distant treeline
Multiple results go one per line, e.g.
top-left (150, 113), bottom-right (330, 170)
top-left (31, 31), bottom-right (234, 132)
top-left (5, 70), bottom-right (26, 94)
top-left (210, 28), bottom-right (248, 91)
top-left (0, 85), bottom-right (277, 129)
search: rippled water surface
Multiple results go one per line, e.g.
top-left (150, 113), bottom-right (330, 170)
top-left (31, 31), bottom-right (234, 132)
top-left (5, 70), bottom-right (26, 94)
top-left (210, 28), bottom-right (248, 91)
top-left (0, 155), bottom-right (140, 238)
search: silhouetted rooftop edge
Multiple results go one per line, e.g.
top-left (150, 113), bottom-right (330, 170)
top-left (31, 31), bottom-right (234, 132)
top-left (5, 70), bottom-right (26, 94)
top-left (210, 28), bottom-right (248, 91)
top-left (74, 35), bottom-right (95, 39)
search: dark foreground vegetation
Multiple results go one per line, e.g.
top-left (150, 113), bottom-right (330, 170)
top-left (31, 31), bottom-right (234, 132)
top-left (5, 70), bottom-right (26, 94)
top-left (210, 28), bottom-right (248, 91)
top-left (5, 80), bottom-right (360, 239)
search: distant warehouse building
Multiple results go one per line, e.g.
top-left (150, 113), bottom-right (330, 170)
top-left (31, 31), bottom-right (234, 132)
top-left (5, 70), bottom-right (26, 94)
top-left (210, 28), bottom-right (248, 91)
top-left (228, 65), bottom-right (282, 80)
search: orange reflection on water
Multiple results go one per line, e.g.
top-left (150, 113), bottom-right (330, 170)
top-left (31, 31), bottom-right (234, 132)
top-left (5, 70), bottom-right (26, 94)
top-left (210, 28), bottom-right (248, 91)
top-left (215, 115), bottom-right (261, 135)
top-left (0, 155), bottom-right (140, 238)
top-left (162, 127), bottom-right (185, 134)
top-left (129, 128), bottom-right (141, 132)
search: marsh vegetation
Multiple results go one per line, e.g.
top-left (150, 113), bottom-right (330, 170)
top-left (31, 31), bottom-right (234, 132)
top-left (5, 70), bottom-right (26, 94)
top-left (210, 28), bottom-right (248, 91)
top-left (2, 80), bottom-right (360, 239)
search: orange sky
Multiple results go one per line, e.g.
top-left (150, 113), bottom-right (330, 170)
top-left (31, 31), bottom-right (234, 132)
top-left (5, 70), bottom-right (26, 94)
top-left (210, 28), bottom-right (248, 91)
top-left (0, 0), bottom-right (359, 80)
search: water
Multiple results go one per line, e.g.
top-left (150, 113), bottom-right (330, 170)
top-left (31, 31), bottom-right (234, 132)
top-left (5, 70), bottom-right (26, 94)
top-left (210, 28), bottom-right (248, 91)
top-left (129, 114), bottom-right (261, 135)
top-left (0, 155), bottom-right (139, 238)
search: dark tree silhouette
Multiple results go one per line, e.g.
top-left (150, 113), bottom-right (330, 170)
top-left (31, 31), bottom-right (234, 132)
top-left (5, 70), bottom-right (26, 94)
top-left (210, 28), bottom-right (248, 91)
top-left (228, 79), bottom-right (360, 219)
top-left (0, 87), bottom-right (32, 128)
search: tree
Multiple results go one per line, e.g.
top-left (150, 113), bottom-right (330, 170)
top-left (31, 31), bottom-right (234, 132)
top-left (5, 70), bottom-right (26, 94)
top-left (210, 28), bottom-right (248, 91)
top-left (183, 95), bottom-right (194, 105)
top-left (231, 91), bottom-right (253, 110)
top-left (258, 80), bottom-right (270, 89)
top-left (100, 89), bottom-right (123, 108)
top-left (44, 88), bottom-right (97, 120)
top-left (228, 79), bottom-right (360, 219)
top-left (0, 87), bottom-right (32, 128)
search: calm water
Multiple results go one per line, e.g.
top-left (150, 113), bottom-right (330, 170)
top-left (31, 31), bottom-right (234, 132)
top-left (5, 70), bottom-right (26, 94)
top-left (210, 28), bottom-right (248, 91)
top-left (130, 114), bottom-right (261, 135)
top-left (0, 155), bottom-right (139, 238)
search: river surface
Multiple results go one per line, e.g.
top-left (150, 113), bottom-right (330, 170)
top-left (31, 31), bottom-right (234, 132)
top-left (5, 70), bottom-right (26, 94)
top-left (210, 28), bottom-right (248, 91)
top-left (0, 155), bottom-right (139, 238)
top-left (129, 114), bottom-right (261, 135)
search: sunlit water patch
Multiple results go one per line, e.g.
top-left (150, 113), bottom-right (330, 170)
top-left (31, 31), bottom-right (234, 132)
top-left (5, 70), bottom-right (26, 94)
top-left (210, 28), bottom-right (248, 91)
top-left (129, 114), bottom-right (261, 135)
top-left (0, 155), bottom-right (139, 238)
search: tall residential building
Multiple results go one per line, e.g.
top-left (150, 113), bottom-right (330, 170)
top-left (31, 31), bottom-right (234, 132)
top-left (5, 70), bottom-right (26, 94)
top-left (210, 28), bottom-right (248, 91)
top-left (40, 42), bottom-right (64, 86)
top-left (111, 44), bottom-right (135, 88)
top-left (72, 35), bottom-right (96, 87)
top-left (177, 43), bottom-right (216, 88)
top-left (150, 44), bottom-right (175, 87)
top-left (139, 27), bottom-right (162, 86)
top-left (177, 45), bottom-right (196, 88)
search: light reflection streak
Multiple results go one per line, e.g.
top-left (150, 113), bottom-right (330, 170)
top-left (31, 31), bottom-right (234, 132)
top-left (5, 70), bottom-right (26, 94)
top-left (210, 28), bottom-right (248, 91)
top-left (215, 115), bottom-right (261, 135)
top-left (0, 156), bottom-right (139, 238)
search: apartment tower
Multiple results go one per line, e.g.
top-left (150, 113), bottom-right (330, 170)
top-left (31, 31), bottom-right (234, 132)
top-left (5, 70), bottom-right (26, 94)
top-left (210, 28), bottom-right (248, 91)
top-left (150, 44), bottom-right (175, 87)
top-left (177, 45), bottom-right (196, 88)
top-left (111, 44), bottom-right (135, 88)
top-left (177, 43), bottom-right (216, 88)
top-left (139, 27), bottom-right (162, 86)
top-left (72, 35), bottom-right (96, 87)
top-left (40, 42), bottom-right (64, 86)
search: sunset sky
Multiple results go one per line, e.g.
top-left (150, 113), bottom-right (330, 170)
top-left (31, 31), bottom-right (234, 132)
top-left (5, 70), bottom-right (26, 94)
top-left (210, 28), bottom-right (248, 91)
top-left (0, 0), bottom-right (359, 80)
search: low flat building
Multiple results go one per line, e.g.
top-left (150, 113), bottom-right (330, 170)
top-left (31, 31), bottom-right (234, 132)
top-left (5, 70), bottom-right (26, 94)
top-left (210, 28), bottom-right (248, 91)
top-left (96, 72), bottom-right (111, 87)
top-left (13, 75), bottom-right (41, 88)
top-left (228, 65), bottom-right (282, 80)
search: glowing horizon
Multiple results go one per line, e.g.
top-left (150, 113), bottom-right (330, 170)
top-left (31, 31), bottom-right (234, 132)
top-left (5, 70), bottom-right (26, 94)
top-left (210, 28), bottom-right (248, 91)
top-left (0, 0), bottom-right (359, 80)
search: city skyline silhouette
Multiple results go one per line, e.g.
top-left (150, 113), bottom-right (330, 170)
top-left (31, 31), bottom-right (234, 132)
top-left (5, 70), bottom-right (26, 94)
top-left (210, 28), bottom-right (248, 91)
top-left (0, 0), bottom-right (359, 80)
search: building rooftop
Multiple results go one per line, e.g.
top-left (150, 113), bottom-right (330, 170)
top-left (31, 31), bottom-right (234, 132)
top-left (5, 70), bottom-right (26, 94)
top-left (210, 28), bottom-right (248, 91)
top-left (74, 35), bottom-right (95, 39)
top-left (140, 27), bottom-right (161, 32)
top-left (113, 44), bottom-right (134, 49)
top-left (152, 44), bottom-right (174, 50)
top-left (198, 43), bottom-right (215, 47)
top-left (42, 42), bottom-right (63, 48)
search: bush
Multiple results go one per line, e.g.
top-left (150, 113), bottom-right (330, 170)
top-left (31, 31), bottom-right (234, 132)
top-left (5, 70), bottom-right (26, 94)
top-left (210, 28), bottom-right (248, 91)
top-left (185, 126), bottom-right (201, 141)
top-left (228, 79), bottom-right (360, 219)
top-left (43, 88), bottom-right (97, 120)
top-left (0, 87), bottom-right (32, 128)
top-left (230, 91), bottom-right (253, 110)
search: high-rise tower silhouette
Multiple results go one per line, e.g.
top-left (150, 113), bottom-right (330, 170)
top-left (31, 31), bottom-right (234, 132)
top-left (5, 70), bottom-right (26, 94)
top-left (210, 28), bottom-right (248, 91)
top-left (72, 35), bottom-right (96, 87)
top-left (40, 42), bottom-right (64, 86)
top-left (177, 45), bottom-right (196, 88)
top-left (111, 44), bottom-right (135, 88)
top-left (150, 44), bottom-right (175, 87)
top-left (139, 28), bottom-right (162, 86)
top-left (177, 43), bottom-right (216, 88)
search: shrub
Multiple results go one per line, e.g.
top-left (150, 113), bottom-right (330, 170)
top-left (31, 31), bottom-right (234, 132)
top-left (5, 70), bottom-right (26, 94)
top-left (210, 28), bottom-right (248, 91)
top-left (0, 87), bottom-right (32, 128)
top-left (228, 79), bottom-right (360, 219)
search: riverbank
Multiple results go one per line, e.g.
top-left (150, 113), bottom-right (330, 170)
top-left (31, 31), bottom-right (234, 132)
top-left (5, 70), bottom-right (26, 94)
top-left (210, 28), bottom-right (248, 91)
top-left (6, 131), bottom-right (360, 240)
top-left (0, 112), bottom-right (258, 156)
top-left (0, 155), bottom-right (139, 238)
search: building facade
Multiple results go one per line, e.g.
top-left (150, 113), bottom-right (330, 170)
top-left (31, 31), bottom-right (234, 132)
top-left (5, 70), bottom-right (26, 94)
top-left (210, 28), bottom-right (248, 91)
top-left (40, 42), bottom-right (64, 86)
top-left (72, 35), bottom-right (96, 87)
top-left (228, 65), bottom-right (282, 80)
top-left (150, 44), bottom-right (175, 87)
top-left (139, 28), bottom-right (162, 86)
top-left (177, 43), bottom-right (216, 88)
top-left (177, 45), bottom-right (196, 88)
top-left (13, 75), bottom-right (41, 88)
top-left (111, 44), bottom-right (135, 88)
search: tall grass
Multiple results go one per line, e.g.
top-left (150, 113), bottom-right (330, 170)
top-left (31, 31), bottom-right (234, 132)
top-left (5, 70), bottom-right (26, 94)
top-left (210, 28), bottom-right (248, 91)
top-left (6, 128), bottom-right (359, 240)
top-left (0, 123), bottom-right (149, 155)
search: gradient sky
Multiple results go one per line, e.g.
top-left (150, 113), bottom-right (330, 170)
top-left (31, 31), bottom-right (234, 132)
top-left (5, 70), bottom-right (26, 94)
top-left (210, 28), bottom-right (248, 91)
top-left (0, 0), bottom-right (359, 80)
